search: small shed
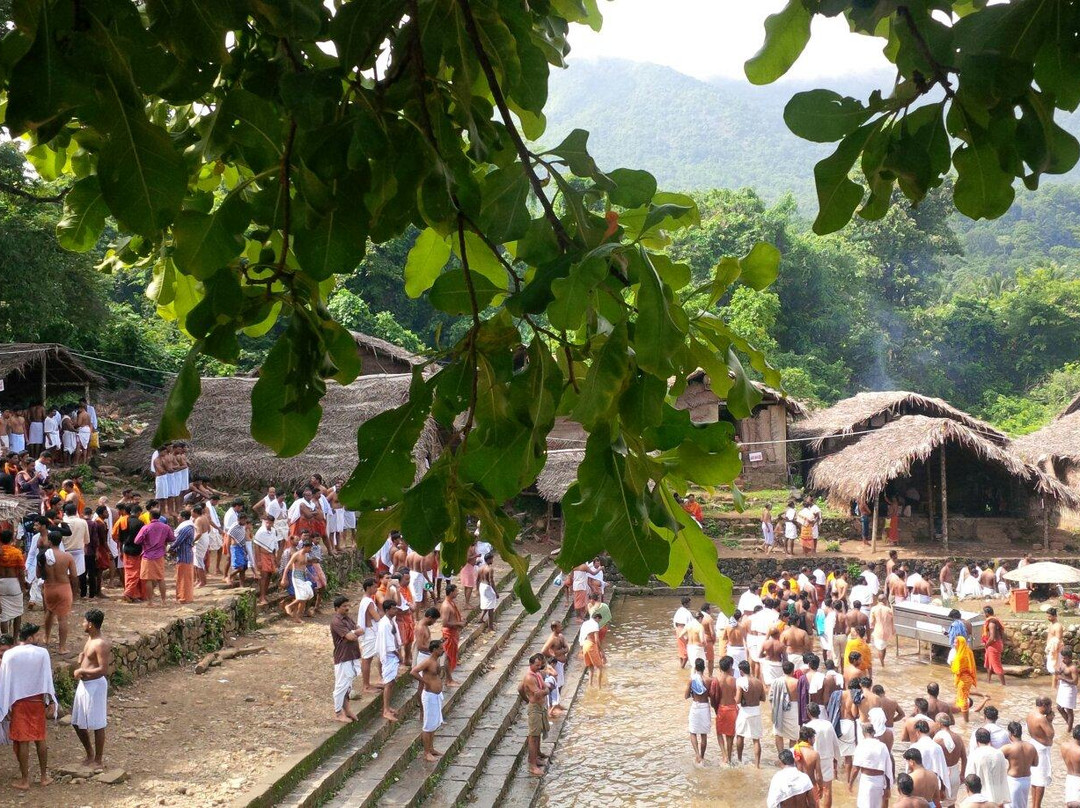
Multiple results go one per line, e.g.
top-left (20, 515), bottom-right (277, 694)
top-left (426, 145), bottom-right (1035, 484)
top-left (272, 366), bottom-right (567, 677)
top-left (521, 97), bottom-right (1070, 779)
top-left (119, 374), bottom-right (441, 492)
top-left (0, 343), bottom-right (105, 407)
top-left (808, 415), bottom-right (1080, 550)
top-left (674, 371), bottom-right (807, 487)
top-left (1012, 411), bottom-right (1080, 530)
top-left (1059, 392), bottom-right (1080, 419)
top-left (351, 331), bottom-right (425, 375)
top-left (534, 417), bottom-right (586, 536)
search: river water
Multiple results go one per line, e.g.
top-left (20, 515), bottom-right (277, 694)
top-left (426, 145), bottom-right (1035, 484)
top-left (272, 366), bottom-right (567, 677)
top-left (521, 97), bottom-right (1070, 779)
top-left (537, 595), bottom-right (1069, 807)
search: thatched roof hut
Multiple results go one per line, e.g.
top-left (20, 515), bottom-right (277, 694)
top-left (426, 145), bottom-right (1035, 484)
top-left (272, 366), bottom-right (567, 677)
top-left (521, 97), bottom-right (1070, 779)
top-left (536, 448), bottom-right (585, 503)
top-left (675, 371), bottom-right (808, 419)
top-left (119, 374), bottom-right (441, 492)
top-left (0, 343), bottom-right (105, 406)
top-left (808, 415), bottom-right (1080, 513)
top-left (1059, 392), bottom-right (1080, 419)
top-left (791, 391), bottom-right (1005, 451)
top-left (351, 331), bottom-right (425, 375)
top-left (1012, 412), bottom-right (1080, 466)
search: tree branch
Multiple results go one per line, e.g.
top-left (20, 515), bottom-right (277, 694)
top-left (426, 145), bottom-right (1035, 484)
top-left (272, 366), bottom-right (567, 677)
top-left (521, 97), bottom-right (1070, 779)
top-left (0, 181), bottom-right (68, 204)
top-left (276, 119), bottom-right (298, 274)
top-left (457, 214), bottom-right (481, 445)
top-left (456, 0), bottom-right (574, 252)
top-left (896, 6), bottom-right (954, 99)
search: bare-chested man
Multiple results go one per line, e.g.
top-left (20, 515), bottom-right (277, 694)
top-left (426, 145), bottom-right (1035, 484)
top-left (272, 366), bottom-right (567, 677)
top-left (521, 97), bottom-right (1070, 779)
top-left (1047, 608), bottom-right (1064, 688)
top-left (520, 653), bottom-right (553, 776)
top-left (39, 528), bottom-right (76, 653)
top-left (72, 608), bottom-right (110, 770)
top-left (894, 773), bottom-right (932, 808)
top-left (440, 584), bottom-right (464, 687)
top-left (979, 566), bottom-right (996, 594)
top-left (410, 640), bottom-right (445, 762)
top-left (935, 712), bottom-right (966, 808)
top-left (761, 626), bottom-right (786, 686)
top-left (541, 621), bottom-right (570, 708)
top-left (888, 570), bottom-right (908, 604)
top-left (926, 682), bottom-right (957, 720)
top-left (794, 725), bottom-right (823, 801)
top-left (1062, 724), bottom-right (1080, 808)
top-left (1060, 648), bottom-right (1079, 733)
top-left (406, 546), bottom-right (427, 609)
top-left (872, 684), bottom-right (906, 727)
top-left (781, 614), bottom-right (813, 665)
top-left (477, 553), bottom-right (497, 631)
top-left (735, 659), bottom-right (765, 768)
top-left (411, 607), bottom-right (440, 696)
top-left (1001, 721), bottom-right (1037, 808)
top-left (74, 404), bottom-right (92, 466)
top-left (838, 681), bottom-right (862, 784)
top-left (710, 655), bottom-right (739, 764)
top-left (902, 747), bottom-right (942, 806)
top-left (700, 604), bottom-right (718, 676)
top-left (1026, 697), bottom-right (1054, 808)
top-left (903, 698), bottom-right (941, 741)
top-left (192, 504), bottom-right (211, 587)
top-left (833, 571), bottom-right (849, 603)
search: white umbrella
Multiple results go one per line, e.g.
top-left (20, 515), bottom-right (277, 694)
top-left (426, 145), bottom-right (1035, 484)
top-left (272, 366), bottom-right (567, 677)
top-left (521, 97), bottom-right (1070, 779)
top-left (1003, 561), bottom-right (1080, 585)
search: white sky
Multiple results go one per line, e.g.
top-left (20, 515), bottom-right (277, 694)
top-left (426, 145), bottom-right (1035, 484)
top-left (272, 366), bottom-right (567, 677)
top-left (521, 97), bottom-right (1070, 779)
top-left (567, 0), bottom-right (890, 81)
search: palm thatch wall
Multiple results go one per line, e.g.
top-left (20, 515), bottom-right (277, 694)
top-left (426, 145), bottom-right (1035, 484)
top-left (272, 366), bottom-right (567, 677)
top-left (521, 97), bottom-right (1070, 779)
top-left (536, 449), bottom-right (585, 503)
top-left (1060, 392), bottom-right (1080, 419)
top-left (118, 374), bottom-right (441, 492)
top-left (808, 415), bottom-right (1080, 511)
top-left (0, 343), bottom-right (106, 405)
top-left (791, 390), bottom-right (1005, 451)
top-left (351, 331), bottom-right (425, 375)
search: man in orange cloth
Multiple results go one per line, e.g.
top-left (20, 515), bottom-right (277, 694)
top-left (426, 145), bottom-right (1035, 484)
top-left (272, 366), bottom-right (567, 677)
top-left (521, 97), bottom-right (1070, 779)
top-left (114, 504), bottom-right (146, 602)
top-left (710, 655), bottom-right (740, 764)
top-left (982, 605), bottom-right (1007, 686)
top-left (0, 623), bottom-right (58, 790)
top-left (38, 528), bottom-right (76, 653)
top-left (169, 509), bottom-right (196, 604)
top-left (134, 508), bottom-right (173, 608)
top-left (440, 584), bottom-right (464, 687)
top-left (580, 609), bottom-right (606, 688)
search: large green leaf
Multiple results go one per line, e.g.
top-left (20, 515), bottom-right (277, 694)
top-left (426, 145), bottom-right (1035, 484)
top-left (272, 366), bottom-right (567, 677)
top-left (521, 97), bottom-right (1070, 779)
top-left (152, 343), bottom-right (203, 445)
top-left (172, 195), bottom-right (251, 279)
top-left (355, 504), bottom-right (402, 555)
top-left (635, 249), bottom-right (687, 376)
top-left (572, 323), bottom-right (631, 430)
top-left (478, 167), bottom-right (531, 243)
top-left (400, 462), bottom-right (451, 554)
top-left (404, 228), bottom-right (452, 298)
top-left (744, 0), bottom-right (812, 85)
top-left (339, 370), bottom-right (434, 510)
top-left (331, 0), bottom-right (406, 70)
top-left (607, 168), bottom-right (657, 208)
top-left (250, 327), bottom-right (325, 457)
top-left (57, 177), bottom-right (107, 252)
top-left (293, 199), bottom-right (369, 280)
top-left (784, 89), bottom-right (873, 143)
top-left (429, 269), bottom-right (501, 315)
top-left (658, 484), bottom-right (733, 611)
top-left (5, 1), bottom-right (84, 135)
top-left (547, 128), bottom-right (599, 177)
top-left (953, 141), bottom-right (1016, 219)
top-left (812, 120), bottom-right (880, 235)
top-left (739, 242), bottom-right (781, 290)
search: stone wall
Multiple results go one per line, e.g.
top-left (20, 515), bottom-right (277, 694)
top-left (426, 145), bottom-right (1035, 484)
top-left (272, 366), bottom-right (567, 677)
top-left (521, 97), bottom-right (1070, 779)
top-left (702, 516), bottom-right (857, 541)
top-left (1000, 620), bottom-right (1080, 671)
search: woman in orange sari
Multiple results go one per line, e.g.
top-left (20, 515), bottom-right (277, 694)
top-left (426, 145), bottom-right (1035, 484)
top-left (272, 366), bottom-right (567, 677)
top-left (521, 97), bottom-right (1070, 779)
top-left (951, 635), bottom-right (978, 721)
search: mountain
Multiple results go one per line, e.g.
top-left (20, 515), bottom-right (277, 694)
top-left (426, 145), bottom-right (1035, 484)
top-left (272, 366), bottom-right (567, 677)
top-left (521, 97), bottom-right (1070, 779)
top-left (543, 58), bottom-right (1080, 211)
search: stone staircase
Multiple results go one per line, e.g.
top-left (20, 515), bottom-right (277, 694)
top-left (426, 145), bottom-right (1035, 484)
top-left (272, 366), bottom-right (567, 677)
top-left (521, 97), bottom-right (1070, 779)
top-left (258, 557), bottom-right (569, 808)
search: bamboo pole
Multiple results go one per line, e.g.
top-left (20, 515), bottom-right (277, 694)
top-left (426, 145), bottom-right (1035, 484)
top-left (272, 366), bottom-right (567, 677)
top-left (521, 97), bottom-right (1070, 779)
top-left (940, 450), bottom-right (949, 551)
top-left (40, 353), bottom-right (47, 403)
top-left (927, 469), bottom-right (935, 541)
top-left (871, 496), bottom-right (879, 553)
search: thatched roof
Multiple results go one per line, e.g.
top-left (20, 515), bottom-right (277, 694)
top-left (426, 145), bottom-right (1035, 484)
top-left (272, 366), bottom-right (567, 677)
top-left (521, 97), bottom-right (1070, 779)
top-left (808, 415), bottom-right (1080, 510)
top-left (536, 448), bottom-right (585, 503)
top-left (1059, 391), bottom-right (1080, 419)
top-left (678, 370), bottom-right (808, 419)
top-left (1012, 411), bottom-right (1080, 465)
top-left (0, 495), bottom-right (33, 523)
top-left (0, 343), bottom-right (106, 400)
top-left (118, 374), bottom-right (441, 491)
top-left (351, 331), bottom-right (425, 374)
top-left (791, 391), bottom-right (1005, 450)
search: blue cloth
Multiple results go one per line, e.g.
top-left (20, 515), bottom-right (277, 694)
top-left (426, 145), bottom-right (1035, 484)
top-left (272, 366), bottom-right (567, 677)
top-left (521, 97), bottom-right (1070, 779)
top-left (948, 619), bottom-right (969, 648)
top-left (170, 523), bottom-right (195, 565)
top-left (230, 544), bottom-right (248, 570)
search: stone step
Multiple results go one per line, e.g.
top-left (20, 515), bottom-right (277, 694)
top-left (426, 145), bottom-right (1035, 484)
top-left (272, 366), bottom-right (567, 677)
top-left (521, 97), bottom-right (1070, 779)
top-left (450, 627), bottom-right (588, 808)
top-left (266, 560), bottom-right (555, 808)
top-left (323, 566), bottom-right (567, 808)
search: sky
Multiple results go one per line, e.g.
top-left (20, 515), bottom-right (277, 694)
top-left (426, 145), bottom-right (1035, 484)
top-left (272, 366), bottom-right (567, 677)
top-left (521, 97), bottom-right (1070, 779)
top-left (566, 0), bottom-right (891, 82)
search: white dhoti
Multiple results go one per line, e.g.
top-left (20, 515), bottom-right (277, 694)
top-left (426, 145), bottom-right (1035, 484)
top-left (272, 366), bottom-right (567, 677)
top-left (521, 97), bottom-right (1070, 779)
top-left (380, 654), bottom-right (399, 684)
top-left (273, 519), bottom-right (289, 543)
top-left (61, 430), bottom-right (77, 454)
top-left (0, 578), bottom-right (24, 621)
top-left (9, 433), bottom-right (25, 453)
top-left (422, 689), bottom-right (444, 732)
top-left (479, 582), bottom-right (497, 610)
top-left (1048, 649), bottom-right (1062, 676)
top-left (207, 528), bottom-right (223, 551)
top-left (70, 547), bottom-right (86, 577)
top-left (762, 660), bottom-right (784, 686)
top-left (1058, 680), bottom-right (1077, 710)
top-left (361, 631), bottom-right (377, 660)
top-left (27, 422), bottom-right (43, 445)
top-left (838, 719), bottom-right (857, 758)
top-left (788, 652), bottom-right (808, 671)
top-left (735, 704), bottom-right (763, 739)
top-left (776, 704), bottom-right (800, 741)
top-left (42, 431), bottom-right (57, 451)
top-left (746, 635), bottom-right (764, 663)
top-left (940, 582), bottom-right (954, 599)
top-left (76, 426), bottom-right (91, 449)
top-left (1008, 775), bottom-right (1031, 808)
top-left (687, 643), bottom-right (705, 668)
top-left (555, 660), bottom-right (565, 688)
top-left (330, 508), bottom-right (345, 534)
top-left (333, 659), bottom-right (360, 713)
top-left (688, 700), bottom-right (711, 734)
top-left (819, 755), bottom-right (836, 783)
top-left (71, 677), bottom-right (109, 730)
top-left (168, 471), bottom-right (181, 498)
top-left (728, 646), bottom-right (746, 679)
top-left (155, 475), bottom-right (169, 499)
top-left (1031, 737), bottom-right (1052, 788)
top-left (948, 761), bottom-right (961, 800)
top-left (1066, 773), bottom-right (1080, 803)
top-left (409, 572), bottom-right (427, 604)
top-left (193, 534), bottom-right (209, 570)
top-left (342, 511), bottom-right (356, 530)
top-left (857, 773), bottom-right (886, 808)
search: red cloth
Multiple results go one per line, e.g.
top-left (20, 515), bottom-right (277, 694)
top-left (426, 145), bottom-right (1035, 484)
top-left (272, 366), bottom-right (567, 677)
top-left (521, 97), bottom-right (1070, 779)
top-left (43, 581), bottom-right (72, 617)
top-left (123, 552), bottom-right (145, 600)
top-left (175, 561), bottom-right (194, 604)
top-left (444, 626), bottom-right (460, 672)
top-left (255, 547), bottom-right (276, 574)
top-left (715, 703), bottom-right (738, 736)
top-left (9, 696), bottom-right (45, 742)
top-left (573, 589), bottom-right (587, 611)
top-left (397, 611), bottom-right (415, 646)
top-left (676, 630), bottom-right (688, 662)
top-left (984, 639), bottom-right (1004, 675)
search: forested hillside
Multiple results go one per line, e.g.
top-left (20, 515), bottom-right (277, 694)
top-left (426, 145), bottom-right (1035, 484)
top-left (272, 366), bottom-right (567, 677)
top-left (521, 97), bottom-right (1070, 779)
top-left (6, 58), bottom-right (1080, 436)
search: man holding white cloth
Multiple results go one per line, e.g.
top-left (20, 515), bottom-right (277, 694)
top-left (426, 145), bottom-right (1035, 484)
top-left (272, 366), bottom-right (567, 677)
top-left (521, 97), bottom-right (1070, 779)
top-left (0, 623), bottom-right (58, 790)
top-left (62, 502), bottom-right (89, 597)
top-left (376, 599), bottom-right (402, 722)
top-left (849, 721), bottom-right (891, 807)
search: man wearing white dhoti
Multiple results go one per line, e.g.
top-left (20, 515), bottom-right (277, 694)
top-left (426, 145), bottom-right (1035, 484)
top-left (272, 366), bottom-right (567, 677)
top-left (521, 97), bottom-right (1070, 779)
top-left (71, 608), bottom-right (110, 770)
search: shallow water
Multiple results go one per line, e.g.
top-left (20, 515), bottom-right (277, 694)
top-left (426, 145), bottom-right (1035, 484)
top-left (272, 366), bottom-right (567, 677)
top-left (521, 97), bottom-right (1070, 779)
top-left (537, 595), bottom-right (1070, 808)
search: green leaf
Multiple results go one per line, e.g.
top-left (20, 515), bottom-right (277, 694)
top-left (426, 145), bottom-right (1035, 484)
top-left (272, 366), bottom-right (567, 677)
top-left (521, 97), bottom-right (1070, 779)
top-left (321, 319), bottom-right (363, 385)
top-left (400, 463), bottom-right (452, 554)
top-left (674, 440), bottom-right (741, 487)
top-left (354, 504), bottom-right (402, 555)
top-left (572, 323), bottom-right (631, 430)
top-left (457, 231), bottom-right (509, 291)
top-left (249, 0), bottom-right (324, 38)
top-left (404, 228), bottom-right (452, 298)
top-left (707, 257), bottom-right (742, 307)
top-left (953, 141), bottom-right (1016, 219)
top-left (739, 242), bottom-right (781, 290)
top-left (339, 370), bottom-right (434, 510)
top-left (429, 269), bottom-right (501, 315)
top-left (608, 168), bottom-right (657, 208)
top-left (56, 176), bottom-right (107, 252)
top-left (658, 484), bottom-right (733, 611)
top-left (95, 80), bottom-right (187, 238)
top-left (293, 199), bottom-right (369, 281)
top-left (547, 128), bottom-right (599, 177)
top-left (471, 497), bottom-right (540, 612)
top-left (635, 249), bottom-right (687, 376)
top-left (744, 0), bottom-right (812, 85)
top-left (250, 325), bottom-right (326, 457)
top-left (656, 530), bottom-right (690, 589)
top-left (331, 0), bottom-right (406, 70)
top-left (724, 347), bottom-right (763, 419)
top-left (478, 167), bottom-right (531, 243)
top-left (812, 120), bottom-right (880, 235)
top-left (173, 195), bottom-right (251, 279)
top-left (784, 89), bottom-right (873, 143)
top-left (547, 252), bottom-right (608, 330)
top-left (5, 1), bottom-right (84, 135)
top-left (152, 343), bottom-right (203, 445)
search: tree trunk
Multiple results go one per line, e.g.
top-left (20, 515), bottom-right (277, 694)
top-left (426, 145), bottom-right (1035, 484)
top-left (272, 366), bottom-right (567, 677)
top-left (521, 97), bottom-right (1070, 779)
top-left (940, 450), bottom-right (949, 551)
top-left (871, 496), bottom-right (879, 553)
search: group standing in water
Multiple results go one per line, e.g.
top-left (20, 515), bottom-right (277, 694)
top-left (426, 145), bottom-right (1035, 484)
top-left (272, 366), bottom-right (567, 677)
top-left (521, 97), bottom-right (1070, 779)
top-left (674, 553), bottom-right (1080, 808)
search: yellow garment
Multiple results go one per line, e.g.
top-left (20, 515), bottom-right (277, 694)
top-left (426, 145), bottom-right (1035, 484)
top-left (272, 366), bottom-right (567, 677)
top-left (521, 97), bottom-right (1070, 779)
top-left (843, 637), bottom-right (872, 672)
top-left (139, 511), bottom-right (151, 525)
top-left (951, 635), bottom-right (977, 709)
top-left (761, 579), bottom-right (777, 598)
top-left (788, 577), bottom-right (799, 592)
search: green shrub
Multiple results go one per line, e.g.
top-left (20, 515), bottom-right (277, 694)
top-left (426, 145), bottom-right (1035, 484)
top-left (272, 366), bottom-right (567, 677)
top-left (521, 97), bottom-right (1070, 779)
top-left (53, 668), bottom-right (75, 707)
top-left (826, 541), bottom-right (841, 553)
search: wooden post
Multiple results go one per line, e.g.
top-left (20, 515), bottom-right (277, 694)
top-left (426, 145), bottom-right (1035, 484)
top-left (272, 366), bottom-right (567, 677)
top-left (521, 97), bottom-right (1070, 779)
top-left (940, 450), bottom-right (949, 551)
top-left (1043, 496), bottom-right (1050, 552)
top-left (927, 470), bottom-right (935, 541)
top-left (83, 383), bottom-right (89, 403)
top-left (871, 496), bottom-right (879, 553)
top-left (40, 353), bottom-right (47, 403)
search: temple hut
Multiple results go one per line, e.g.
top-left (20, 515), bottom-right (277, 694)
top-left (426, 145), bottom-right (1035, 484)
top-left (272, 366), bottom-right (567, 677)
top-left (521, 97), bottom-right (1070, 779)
top-left (533, 418), bottom-right (586, 537)
top-left (1012, 411), bottom-right (1080, 531)
top-left (350, 331), bottom-right (425, 375)
top-left (119, 374), bottom-right (441, 493)
top-left (0, 343), bottom-right (105, 408)
top-left (808, 415), bottom-right (1080, 551)
top-left (674, 370), bottom-right (807, 487)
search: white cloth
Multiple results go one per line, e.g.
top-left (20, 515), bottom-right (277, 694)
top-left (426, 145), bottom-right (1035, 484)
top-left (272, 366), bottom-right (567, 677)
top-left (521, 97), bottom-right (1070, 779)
top-left (0, 644), bottom-right (58, 723)
top-left (333, 659), bottom-right (360, 712)
top-left (478, 581), bottom-right (497, 610)
top-left (422, 689), bottom-right (444, 732)
top-left (0, 578), bottom-right (24, 622)
top-left (766, 766), bottom-right (813, 808)
top-left (380, 654), bottom-right (399, 684)
top-left (807, 716), bottom-right (840, 779)
top-left (968, 722), bottom-right (1011, 757)
top-left (913, 734), bottom-right (950, 796)
top-left (1058, 680), bottom-right (1078, 710)
top-left (861, 569), bottom-right (879, 595)
top-left (688, 699), bottom-right (711, 734)
top-left (579, 618), bottom-right (600, 646)
top-left (735, 704), bottom-right (762, 739)
top-left (253, 526), bottom-right (279, 554)
top-left (1008, 774), bottom-right (1031, 808)
top-left (376, 615), bottom-right (400, 665)
top-left (409, 570), bottom-right (426, 604)
top-left (61, 429), bottom-right (77, 454)
top-left (737, 590), bottom-right (763, 613)
top-left (27, 421), bottom-right (43, 444)
top-left (969, 744), bottom-right (1011, 804)
top-left (223, 508), bottom-right (239, 533)
top-left (838, 718), bottom-right (857, 758)
top-left (357, 596), bottom-right (378, 658)
top-left (728, 646), bottom-right (746, 679)
top-left (71, 677), bottom-right (108, 730)
top-left (77, 426), bottom-right (91, 448)
top-left (687, 643), bottom-right (705, 668)
top-left (672, 605), bottom-right (692, 627)
top-left (1030, 736), bottom-right (1052, 788)
top-left (1067, 773), bottom-right (1080, 803)
top-left (69, 547), bottom-right (86, 577)
top-left (853, 736), bottom-right (891, 807)
top-left (260, 496), bottom-right (287, 520)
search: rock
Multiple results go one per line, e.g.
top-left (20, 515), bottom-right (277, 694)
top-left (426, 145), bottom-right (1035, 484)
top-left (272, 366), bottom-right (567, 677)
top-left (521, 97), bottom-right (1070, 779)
top-left (59, 714), bottom-right (72, 726)
top-left (93, 768), bottom-right (130, 785)
top-left (227, 778), bottom-right (245, 790)
top-left (244, 696), bottom-right (255, 703)
top-left (1003, 664), bottom-right (1034, 677)
top-left (72, 778), bottom-right (86, 784)
top-left (54, 762), bottom-right (97, 777)
top-left (93, 481), bottom-right (108, 493)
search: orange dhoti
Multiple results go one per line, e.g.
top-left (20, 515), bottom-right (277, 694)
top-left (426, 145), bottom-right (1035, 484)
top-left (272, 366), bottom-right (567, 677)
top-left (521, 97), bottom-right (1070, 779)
top-left (175, 561), bottom-right (194, 603)
top-left (799, 524), bottom-right (814, 554)
top-left (715, 703), bottom-right (738, 736)
top-left (9, 696), bottom-right (46, 742)
top-left (140, 556), bottom-right (165, 581)
top-left (573, 589), bottom-right (587, 611)
top-left (583, 638), bottom-right (605, 668)
top-left (255, 547), bottom-right (276, 574)
top-left (397, 611), bottom-right (415, 646)
top-left (444, 626), bottom-right (460, 673)
top-left (676, 630), bottom-right (688, 662)
top-left (43, 581), bottom-right (72, 618)
top-left (123, 553), bottom-right (145, 600)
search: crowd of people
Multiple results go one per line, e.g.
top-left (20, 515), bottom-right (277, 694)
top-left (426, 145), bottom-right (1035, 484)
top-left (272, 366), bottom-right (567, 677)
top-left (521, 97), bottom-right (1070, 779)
top-left (1, 401), bottom-right (100, 468)
top-left (671, 552), bottom-right (1080, 807)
